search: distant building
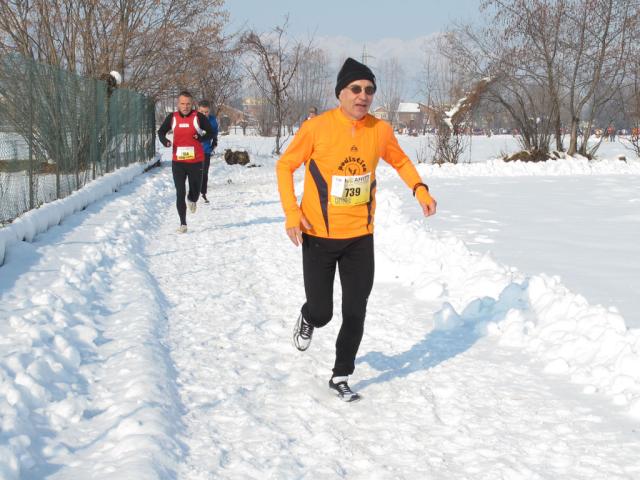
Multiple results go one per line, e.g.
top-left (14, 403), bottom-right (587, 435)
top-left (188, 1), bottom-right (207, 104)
top-left (217, 104), bottom-right (245, 133)
top-left (373, 102), bottom-right (433, 133)
top-left (373, 106), bottom-right (389, 121)
top-left (396, 102), bottom-right (431, 132)
top-left (241, 97), bottom-right (265, 123)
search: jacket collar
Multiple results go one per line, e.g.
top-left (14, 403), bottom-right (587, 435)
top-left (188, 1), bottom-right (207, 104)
top-left (335, 107), bottom-right (369, 128)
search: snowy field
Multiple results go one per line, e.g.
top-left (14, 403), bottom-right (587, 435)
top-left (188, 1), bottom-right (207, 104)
top-left (0, 134), bottom-right (639, 478)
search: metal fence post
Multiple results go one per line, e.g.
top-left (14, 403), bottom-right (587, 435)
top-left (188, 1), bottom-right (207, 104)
top-left (28, 61), bottom-right (34, 210)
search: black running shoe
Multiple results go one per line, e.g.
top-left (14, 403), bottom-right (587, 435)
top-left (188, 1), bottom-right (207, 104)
top-left (293, 312), bottom-right (314, 351)
top-left (329, 377), bottom-right (361, 402)
top-left (202, 194), bottom-right (210, 204)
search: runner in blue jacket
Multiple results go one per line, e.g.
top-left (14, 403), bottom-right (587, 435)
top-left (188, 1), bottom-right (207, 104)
top-left (197, 100), bottom-right (219, 204)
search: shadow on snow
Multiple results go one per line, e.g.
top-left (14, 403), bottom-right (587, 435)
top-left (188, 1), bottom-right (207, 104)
top-left (354, 281), bottom-right (530, 392)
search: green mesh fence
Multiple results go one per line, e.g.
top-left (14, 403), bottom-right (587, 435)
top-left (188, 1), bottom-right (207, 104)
top-left (0, 54), bottom-right (155, 225)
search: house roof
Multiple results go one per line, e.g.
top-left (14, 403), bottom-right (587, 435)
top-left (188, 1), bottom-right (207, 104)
top-left (397, 102), bottom-right (423, 113)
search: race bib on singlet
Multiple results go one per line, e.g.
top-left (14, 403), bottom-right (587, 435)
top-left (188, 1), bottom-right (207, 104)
top-left (176, 146), bottom-right (195, 160)
top-left (330, 173), bottom-right (371, 206)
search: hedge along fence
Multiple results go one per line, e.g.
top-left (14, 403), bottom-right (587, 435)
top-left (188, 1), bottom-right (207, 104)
top-left (0, 54), bottom-right (156, 225)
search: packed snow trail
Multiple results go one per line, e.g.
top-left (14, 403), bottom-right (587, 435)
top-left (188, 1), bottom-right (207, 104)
top-left (145, 155), bottom-right (640, 479)
top-left (0, 165), bottom-right (183, 479)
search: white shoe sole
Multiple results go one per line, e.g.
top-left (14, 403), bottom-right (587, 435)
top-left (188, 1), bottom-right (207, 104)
top-left (293, 312), bottom-right (313, 351)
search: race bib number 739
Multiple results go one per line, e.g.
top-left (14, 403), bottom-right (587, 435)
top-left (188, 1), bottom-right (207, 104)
top-left (330, 173), bottom-right (371, 206)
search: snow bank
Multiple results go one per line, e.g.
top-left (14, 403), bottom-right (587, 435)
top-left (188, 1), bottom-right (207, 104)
top-left (375, 189), bottom-right (640, 418)
top-left (0, 154), bottom-right (181, 478)
top-left (485, 275), bottom-right (640, 416)
top-left (0, 155), bottom-right (160, 266)
top-left (414, 156), bottom-right (640, 178)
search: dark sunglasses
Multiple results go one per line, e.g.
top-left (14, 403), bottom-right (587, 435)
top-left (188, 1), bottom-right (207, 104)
top-left (347, 85), bottom-right (376, 95)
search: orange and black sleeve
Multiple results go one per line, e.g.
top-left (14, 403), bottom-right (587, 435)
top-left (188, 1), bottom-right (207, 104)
top-left (276, 123), bottom-right (314, 229)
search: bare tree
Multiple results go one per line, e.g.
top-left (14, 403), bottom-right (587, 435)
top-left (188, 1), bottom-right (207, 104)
top-left (443, 0), bottom-right (638, 160)
top-left (420, 42), bottom-right (444, 113)
top-left (441, 26), bottom-right (549, 155)
top-left (621, 53), bottom-right (640, 157)
top-left (562, 0), bottom-right (638, 156)
top-left (442, 11), bottom-right (558, 158)
top-left (483, 0), bottom-right (567, 151)
top-left (0, 0), bottom-right (228, 98)
top-left (288, 47), bottom-right (332, 127)
top-left (420, 48), bottom-right (475, 164)
top-left (241, 18), bottom-right (308, 154)
top-left (376, 57), bottom-right (405, 129)
top-left (429, 78), bottom-right (491, 164)
top-left (246, 82), bottom-right (277, 137)
top-left (193, 37), bottom-right (243, 114)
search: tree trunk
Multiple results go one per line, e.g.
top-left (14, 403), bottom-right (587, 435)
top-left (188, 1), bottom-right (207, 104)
top-left (553, 109), bottom-right (563, 151)
top-left (567, 118), bottom-right (579, 156)
top-left (579, 118), bottom-right (595, 156)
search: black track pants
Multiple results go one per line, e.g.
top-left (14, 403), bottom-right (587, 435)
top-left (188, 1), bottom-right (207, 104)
top-left (301, 233), bottom-right (374, 377)
top-left (172, 161), bottom-right (203, 225)
top-left (201, 153), bottom-right (211, 195)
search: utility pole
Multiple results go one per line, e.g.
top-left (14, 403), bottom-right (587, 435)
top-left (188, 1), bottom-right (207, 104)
top-left (361, 45), bottom-right (374, 67)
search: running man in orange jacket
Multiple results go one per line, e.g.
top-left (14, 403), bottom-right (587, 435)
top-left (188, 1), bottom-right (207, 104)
top-left (276, 57), bottom-right (437, 401)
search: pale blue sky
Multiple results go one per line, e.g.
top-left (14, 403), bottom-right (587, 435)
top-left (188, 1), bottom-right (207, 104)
top-left (225, 0), bottom-right (484, 99)
top-left (224, 0), bottom-right (483, 41)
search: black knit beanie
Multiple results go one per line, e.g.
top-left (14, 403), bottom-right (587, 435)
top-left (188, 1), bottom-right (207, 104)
top-left (335, 57), bottom-right (376, 98)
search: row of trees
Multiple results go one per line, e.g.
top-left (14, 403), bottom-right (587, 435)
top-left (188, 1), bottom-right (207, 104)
top-left (0, 0), bottom-right (231, 99)
top-left (239, 0), bottom-right (640, 159)
top-left (0, 1), bottom-right (457, 158)
top-left (0, 2), bottom-right (332, 154)
top-left (439, 0), bottom-right (640, 158)
top-left (3, 1), bottom-right (639, 160)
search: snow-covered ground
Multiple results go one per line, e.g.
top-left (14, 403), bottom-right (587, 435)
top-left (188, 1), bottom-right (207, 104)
top-left (0, 134), bottom-right (639, 478)
top-left (422, 174), bottom-right (640, 328)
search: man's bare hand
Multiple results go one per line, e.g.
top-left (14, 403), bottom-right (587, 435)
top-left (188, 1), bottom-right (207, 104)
top-left (286, 215), bottom-right (312, 246)
top-left (421, 197), bottom-right (437, 217)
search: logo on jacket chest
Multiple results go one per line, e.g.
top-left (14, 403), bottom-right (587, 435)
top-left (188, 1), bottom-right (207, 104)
top-left (338, 156), bottom-right (367, 175)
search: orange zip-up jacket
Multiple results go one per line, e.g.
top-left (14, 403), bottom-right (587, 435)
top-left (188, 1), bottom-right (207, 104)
top-left (276, 107), bottom-right (433, 239)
